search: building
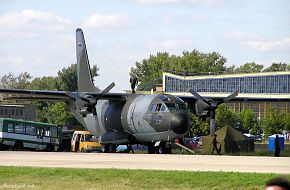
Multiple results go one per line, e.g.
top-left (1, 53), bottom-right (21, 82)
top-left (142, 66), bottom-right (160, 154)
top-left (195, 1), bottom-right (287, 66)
top-left (0, 104), bottom-right (36, 121)
top-left (163, 71), bottom-right (290, 118)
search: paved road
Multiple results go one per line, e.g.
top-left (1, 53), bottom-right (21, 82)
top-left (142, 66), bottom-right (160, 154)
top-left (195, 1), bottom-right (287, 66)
top-left (0, 151), bottom-right (289, 173)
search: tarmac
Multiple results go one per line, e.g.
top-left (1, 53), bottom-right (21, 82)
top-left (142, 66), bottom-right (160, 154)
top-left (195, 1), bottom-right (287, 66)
top-left (0, 151), bottom-right (289, 173)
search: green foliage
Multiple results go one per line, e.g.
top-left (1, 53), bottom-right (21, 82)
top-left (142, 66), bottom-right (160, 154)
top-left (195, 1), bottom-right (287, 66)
top-left (57, 63), bottom-right (99, 91)
top-left (189, 112), bottom-right (209, 136)
top-left (0, 64), bottom-right (98, 126)
top-left (0, 166), bottom-right (288, 190)
top-left (57, 64), bottom-right (78, 91)
top-left (261, 109), bottom-right (289, 138)
top-left (131, 50), bottom-right (227, 90)
top-left (234, 62), bottom-right (263, 73)
top-left (0, 72), bottom-right (32, 89)
top-left (29, 76), bottom-right (57, 90)
top-left (239, 109), bottom-right (260, 134)
top-left (43, 102), bottom-right (78, 126)
top-left (263, 62), bottom-right (289, 72)
top-left (216, 104), bottom-right (240, 130)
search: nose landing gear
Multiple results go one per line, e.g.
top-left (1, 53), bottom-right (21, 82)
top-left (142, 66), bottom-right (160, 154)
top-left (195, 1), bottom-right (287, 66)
top-left (148, 142), bottom-right (172, 154)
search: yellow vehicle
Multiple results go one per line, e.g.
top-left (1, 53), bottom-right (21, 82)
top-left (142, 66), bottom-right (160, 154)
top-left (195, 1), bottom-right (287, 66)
top-left (71, 131), bottom-right (102, 152)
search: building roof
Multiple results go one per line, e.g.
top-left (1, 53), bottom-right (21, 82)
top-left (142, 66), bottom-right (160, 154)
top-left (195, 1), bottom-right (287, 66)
top-left (163, 71), bottom-right (290, 80)
top-left (169, 92), bottom-right (290, 100)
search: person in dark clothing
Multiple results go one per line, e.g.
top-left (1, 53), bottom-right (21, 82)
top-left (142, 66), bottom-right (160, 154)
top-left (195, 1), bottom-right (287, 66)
top-left (265, 177), bottom-right (290, 190)
top-left (211, 134), bottom-right (221, 155)
top-left (130, 75), bottom-right (138, 94)
top-left (274, 135), bottom-right (280, 157)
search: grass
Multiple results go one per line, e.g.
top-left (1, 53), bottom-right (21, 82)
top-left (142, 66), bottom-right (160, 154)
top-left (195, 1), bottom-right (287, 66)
top-left (0, 167), bottom-right (289, 190)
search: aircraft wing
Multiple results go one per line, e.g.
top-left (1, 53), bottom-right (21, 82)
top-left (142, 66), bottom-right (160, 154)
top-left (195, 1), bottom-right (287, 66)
top-left (0, 88), bottom-right (127, 102)
top-left (0, 89), bottom-right (70, 101)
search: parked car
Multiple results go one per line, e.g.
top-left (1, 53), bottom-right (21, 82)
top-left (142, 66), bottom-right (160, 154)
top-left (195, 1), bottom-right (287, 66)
top-left (71, 131), bottom-right (102, 152)
top-left (116, 145), bottom-right (130, 153)
top-left (184, 137), bottom-right (200, 149)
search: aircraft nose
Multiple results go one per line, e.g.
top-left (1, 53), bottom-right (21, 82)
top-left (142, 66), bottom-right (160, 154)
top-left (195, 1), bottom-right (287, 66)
top-left (171, 113), bottom-right (190, 134)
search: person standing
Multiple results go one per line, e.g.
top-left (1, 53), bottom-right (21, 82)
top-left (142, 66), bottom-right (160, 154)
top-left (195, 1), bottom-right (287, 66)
top-left (211, 134), bottom-right (221, 155)
top-left (130, 74), bottom-right (138, 94)
top-left (274, 135), bottom-right (280, 157)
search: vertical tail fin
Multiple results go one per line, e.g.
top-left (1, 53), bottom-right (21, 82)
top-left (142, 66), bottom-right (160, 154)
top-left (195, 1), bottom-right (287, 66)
top-left (76, 28), bottom-right (100, 92)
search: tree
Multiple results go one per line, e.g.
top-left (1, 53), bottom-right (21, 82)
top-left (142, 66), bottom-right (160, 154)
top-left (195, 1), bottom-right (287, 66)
top-left (216, 104), bottom-right (240, 130)
top-left (130, 52), bottom-right (171, 90)
top-left (36, 64), bottom-right (99, 125)
top-left (261, 109), bottom-right (286, 138)
top-left (234, 62), bottom-right (263, 73)
top-left (0, 64), bottom-right (100, 126)
top-left (57, 63), bottom-right (99, 91)
top-left (0, 72), bottom-right (32, 89)
top-left (130, 50), bottom-right (227, 90)
top-left (263, 62), bottom-right (289, 72)
top-left (189, 113), bottom-right (209, 136)
top-left (28, 76), bottom-right (58, 122)
top-left (239, 109), bottom-right (260, 134)
top-left (43, 102), bottom-right (78, 126)
top-left (29, 76), bottom-right (57, 90)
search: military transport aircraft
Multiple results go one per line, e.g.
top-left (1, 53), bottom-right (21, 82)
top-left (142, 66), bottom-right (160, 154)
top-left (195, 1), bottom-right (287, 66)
top-left (0, 28), bottom-right (238, 154)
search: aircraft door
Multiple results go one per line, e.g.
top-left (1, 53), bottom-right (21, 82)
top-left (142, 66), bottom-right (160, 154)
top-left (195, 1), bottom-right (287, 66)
top-left (75, 134), bottom-right (81, 152)
top-left (129, 104), bottom-right (138, 133)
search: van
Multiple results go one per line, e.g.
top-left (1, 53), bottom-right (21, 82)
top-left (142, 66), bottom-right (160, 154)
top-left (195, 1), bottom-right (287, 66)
top-left (71, 131), bottom-right (102, 152)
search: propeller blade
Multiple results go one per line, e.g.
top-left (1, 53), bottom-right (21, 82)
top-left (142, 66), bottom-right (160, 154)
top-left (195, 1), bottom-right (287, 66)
top-left (96, 82), bottom-right (115, 99)
top-left (67, 92), bottom-right (90, 103)
top-left (189, 89), bottom-right (203, 100)
top-left (222, 90), bottom-right (238, 102)
top-left (188, 89), bottom-right (210, 105)
top-left (101, 82), bottom-right (115, 96)
top-left (216, 90), bottom-right (239, 106)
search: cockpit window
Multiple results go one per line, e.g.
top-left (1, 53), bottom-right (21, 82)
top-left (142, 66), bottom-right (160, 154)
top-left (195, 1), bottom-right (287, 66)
top-left (156, 104), bottom-right (162, 111)
top-left (160, 104), bottom-right (166, 111)
top-left (150, 104), bottom-right (157, 112)
top-left (165, 103), bottom-right (187, 112)
top-left (150, 103), bottom-right (168, 112)
top-left (165, 103), bottom-right (176, 111)
top-left (177, 103), bottom-right (187, 111)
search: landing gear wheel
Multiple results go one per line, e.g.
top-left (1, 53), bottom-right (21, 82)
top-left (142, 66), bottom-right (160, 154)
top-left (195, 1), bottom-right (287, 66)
top-left (156, 142), bottom-right (171, 154)
top-left (156, 142), bottom-right (166, 154)
top-left (108, 144), bottom-right (116, 153)
top-left (102, 144), bottom-right (116, 153)
top-left (148, 144), bottom-right (155, 154)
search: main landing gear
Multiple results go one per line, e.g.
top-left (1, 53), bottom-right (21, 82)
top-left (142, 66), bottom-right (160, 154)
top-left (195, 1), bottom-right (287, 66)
top-left (102, 144), bottom-right (116, 153)
top-left (148, 142), bottom-right (172, 154)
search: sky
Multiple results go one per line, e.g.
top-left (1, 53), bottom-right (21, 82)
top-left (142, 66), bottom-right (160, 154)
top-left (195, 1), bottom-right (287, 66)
top-left (0, 0), bottom-right (289, 92)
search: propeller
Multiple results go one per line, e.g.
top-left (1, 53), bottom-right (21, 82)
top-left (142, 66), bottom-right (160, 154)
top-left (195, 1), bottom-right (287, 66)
top-left (189, 90), bottom-right (238, 136)
top-left (67, 82), bottom-right (115, 116)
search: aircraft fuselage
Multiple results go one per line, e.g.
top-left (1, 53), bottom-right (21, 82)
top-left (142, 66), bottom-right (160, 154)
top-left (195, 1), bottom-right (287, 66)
top-left (80, 93), bottom-right (190, 145)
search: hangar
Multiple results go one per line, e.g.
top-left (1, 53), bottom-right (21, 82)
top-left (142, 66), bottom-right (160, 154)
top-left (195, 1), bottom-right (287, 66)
top-left (162, 71), bottom-right (290, 119)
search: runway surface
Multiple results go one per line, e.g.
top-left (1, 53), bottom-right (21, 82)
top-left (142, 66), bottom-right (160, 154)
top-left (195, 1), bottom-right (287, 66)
top-left (0, 151), bottom-right (289, 173)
